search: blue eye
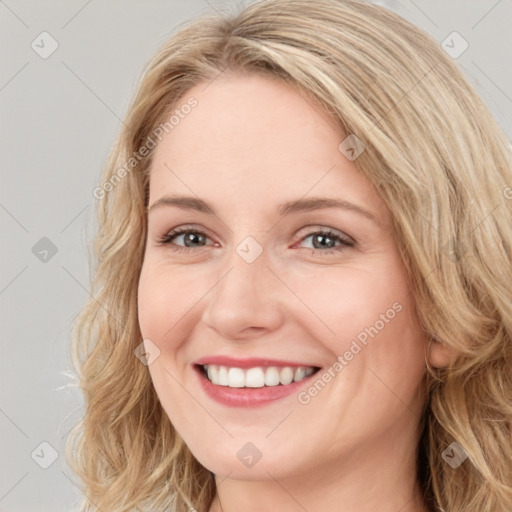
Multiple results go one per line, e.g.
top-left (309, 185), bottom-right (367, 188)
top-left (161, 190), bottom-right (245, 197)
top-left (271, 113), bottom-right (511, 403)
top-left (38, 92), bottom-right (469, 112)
top-left (157, 226), bottom-right (355, 255)
top-left (299, 229), bottom-right (354, 254)
top-left (158, 228), bottom-right (212, 251)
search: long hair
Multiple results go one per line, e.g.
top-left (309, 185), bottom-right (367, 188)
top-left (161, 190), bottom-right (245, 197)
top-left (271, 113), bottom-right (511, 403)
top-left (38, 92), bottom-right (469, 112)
top-left (66, 1), bottom-right (512, 510)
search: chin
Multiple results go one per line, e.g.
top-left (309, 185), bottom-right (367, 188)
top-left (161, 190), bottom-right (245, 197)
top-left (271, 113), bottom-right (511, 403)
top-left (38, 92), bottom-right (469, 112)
top-left (188, 439), bottom-right (312, 482)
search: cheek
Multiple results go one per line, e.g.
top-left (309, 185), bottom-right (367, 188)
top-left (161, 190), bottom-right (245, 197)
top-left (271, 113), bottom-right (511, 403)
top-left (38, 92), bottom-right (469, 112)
top-left (292, 258), bottom-right (427, 403)
top-left (137, 261), bottom-right (197, 341)
top-left (137, 264), bottom-right (200, 424)
top-left (138, 267), bottom-right (164, 341)
top-left (291, 260), bottom-right (412, 351)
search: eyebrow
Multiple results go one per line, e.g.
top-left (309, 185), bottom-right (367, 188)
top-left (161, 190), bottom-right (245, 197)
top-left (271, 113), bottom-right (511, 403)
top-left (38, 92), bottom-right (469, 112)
top-left (147, 195), bottom-right (380, 224)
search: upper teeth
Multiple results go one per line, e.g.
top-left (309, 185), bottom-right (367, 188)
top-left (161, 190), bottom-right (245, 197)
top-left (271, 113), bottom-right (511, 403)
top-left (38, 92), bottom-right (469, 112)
top-left (204, 365), bottom-right (316, 388)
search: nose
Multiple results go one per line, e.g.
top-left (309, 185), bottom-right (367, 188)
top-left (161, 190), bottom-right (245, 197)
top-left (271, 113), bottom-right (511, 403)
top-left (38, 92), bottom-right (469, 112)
top-left (201, 241), bottom-right (285, 341)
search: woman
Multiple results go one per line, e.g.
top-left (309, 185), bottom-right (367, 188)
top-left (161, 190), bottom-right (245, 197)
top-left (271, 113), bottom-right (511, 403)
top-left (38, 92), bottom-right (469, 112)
top-left (66, 0), bottom-right (512, 511)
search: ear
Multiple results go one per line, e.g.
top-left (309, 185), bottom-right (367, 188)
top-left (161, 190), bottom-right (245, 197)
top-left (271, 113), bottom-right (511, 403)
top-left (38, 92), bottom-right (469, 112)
top-left (427, 339), bottom-right (456, 368)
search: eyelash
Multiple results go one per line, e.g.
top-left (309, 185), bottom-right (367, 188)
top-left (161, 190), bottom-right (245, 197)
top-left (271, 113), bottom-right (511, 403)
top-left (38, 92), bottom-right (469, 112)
top-left (157, 225), bottom-right (355, 256)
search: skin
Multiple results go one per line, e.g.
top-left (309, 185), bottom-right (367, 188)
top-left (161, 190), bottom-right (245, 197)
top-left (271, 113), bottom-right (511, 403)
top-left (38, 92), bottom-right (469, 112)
top-left (137, 71), bottom-right (448, 512)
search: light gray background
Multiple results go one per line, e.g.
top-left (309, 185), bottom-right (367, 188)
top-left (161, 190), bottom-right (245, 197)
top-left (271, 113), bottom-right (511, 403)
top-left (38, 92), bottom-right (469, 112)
top-left (1, 0), bottom-right (511, 510)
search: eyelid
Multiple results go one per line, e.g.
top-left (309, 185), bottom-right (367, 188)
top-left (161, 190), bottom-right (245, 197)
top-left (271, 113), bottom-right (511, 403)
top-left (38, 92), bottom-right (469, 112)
top-left (294, 224), bottom-right (355, 245)
top-left (157, 223), bottom-right (214, 243)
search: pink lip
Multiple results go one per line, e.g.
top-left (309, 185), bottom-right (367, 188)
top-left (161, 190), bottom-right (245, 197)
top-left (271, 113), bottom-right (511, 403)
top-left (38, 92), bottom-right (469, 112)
top-left (194, 355), bottom-right (316, 369)
top-left (192, 360), bottom-right (320, 408)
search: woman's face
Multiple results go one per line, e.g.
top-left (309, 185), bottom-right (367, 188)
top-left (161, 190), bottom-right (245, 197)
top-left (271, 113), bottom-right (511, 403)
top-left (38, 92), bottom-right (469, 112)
top-left (138, 72), bottom-right (429, 482)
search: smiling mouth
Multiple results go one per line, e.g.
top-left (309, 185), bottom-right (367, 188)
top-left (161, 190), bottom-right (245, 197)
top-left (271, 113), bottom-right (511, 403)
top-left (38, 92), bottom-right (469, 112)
top-left (197, 364), bottom-right (320, 388)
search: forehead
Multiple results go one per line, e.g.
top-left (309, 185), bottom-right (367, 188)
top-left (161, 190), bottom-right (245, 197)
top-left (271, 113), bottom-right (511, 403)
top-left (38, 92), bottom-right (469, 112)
top-left (148, 72), bottom-right (387, 220)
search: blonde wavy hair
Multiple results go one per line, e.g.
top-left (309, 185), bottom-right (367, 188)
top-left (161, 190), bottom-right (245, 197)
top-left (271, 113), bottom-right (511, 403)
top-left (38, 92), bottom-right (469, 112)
top-left (66, 0), bottom-right (512, 510)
